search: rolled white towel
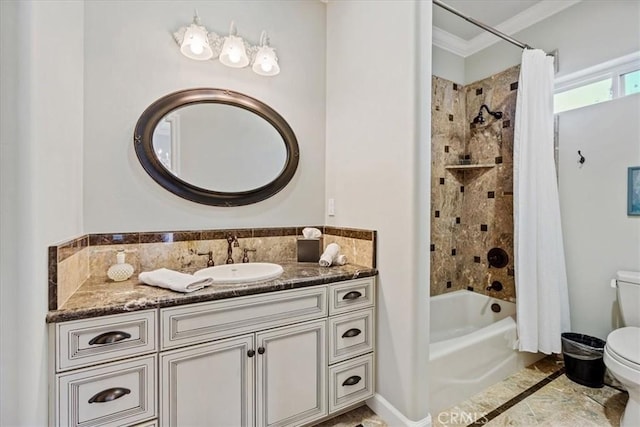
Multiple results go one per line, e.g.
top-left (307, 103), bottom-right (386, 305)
top-left (302, 227), bottom-right (322, 239)
top-left (319, 243), bottom-right (340, 267)
top-left (138, 268), bottom-right (213, 293)
top-left (334, 254), bottom-right (347, 266)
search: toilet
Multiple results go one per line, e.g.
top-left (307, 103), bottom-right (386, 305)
top-left (604, 271), bottom-right (640, 427)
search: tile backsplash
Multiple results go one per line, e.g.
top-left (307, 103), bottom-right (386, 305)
top-left (49, 226), bottom-right (376, 310)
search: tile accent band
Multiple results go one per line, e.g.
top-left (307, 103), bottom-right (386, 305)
top-left (466, 367), bottom-right (566, 427)
top-left (55, 226), bottom-right (375, 249)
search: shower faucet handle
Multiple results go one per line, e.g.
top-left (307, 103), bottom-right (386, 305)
top-left (486, 281), bottom-right (503, 292)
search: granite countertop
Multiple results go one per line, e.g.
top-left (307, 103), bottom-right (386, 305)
top-left (47, 262), bottom-right (378, 323)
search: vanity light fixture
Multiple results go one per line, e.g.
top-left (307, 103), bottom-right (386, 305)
top-left (252, 31), bottom-right (280, 76)
top-left (174, 13), bottom-right (216, 61)
top-left (173, 14), bottom-right (280, 76)
top-left (219, 21), bottom-right (250, 68)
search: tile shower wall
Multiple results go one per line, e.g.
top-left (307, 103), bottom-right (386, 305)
top-left (431, 65), bottom-right (520, 302)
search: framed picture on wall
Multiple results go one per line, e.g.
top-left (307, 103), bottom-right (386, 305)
top-left (629, 166), bottom-right (640, 216)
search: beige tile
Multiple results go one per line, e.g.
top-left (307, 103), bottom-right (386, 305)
top-left (431, 67), bottom-right (519, 299)
top-left (312, 405), bottom-right (387, 427)
top-left (435, 356), bottom-right (626, 427)
top-left (435, 401), bottom-right (494, 426)
top-left (485, 376), bottom-right (624, 426)
top-left (322, 235), bottom-right (374, 268)
top-left (57, 247), bottom-right (90, 307)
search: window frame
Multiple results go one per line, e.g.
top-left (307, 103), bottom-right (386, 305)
top-left (553, 52), bottom-right (640, 113)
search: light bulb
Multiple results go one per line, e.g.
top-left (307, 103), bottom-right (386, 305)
top-left (228, 48), bottom-right (241, 64)
top-left (189, 37), bottom-right (204, 55)
top-left (260, 59), bottom-right (273, 73)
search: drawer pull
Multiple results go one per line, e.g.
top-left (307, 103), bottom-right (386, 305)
top-left (342, 376), bottom-right (362, 387)
top-left (88, 331), bottom-right (132, 345)
top-left (342, 291), bottom-right (362, 300)
top-left (88, 387), bottom-right (131, 403)
top-left (341, 328), bottom-right (362, 338)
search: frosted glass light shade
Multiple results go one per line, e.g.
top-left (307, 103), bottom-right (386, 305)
top-left (219, 35), bottom-right (249, 68)
top-left (180, 23), bottom-right (213, 61)
top-left (252, 46), bottom-right (280, 76)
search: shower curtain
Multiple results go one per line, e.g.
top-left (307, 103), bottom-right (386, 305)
top-left (514, 49), bottom-right (571, 354)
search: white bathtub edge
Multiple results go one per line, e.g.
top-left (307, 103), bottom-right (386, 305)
top-left (367, 394), bottom-right (432, 427)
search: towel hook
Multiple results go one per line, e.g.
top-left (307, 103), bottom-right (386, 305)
top-left (578, 150), bottom-right (585, 165)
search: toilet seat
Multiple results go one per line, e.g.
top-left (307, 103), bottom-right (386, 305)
top-left (605, 327), bottom-right (640, 370)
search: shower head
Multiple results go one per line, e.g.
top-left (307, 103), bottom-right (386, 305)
top-left (473, 104), bottom-right (503, 124)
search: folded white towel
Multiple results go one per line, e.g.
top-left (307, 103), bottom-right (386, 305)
top-left (302, 227), bottom-right (322, 239)
top-left (319, 243), bottom-right (341, 267)
top-left (334, 254), bottom-right (347, 266)
top-left (138, 268), bottom-right (213, 293)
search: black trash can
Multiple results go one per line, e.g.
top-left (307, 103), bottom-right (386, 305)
top-left (561, 333), bottom-right (606, 388)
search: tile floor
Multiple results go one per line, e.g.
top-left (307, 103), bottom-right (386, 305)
top-left (313, 405), bottom-right (387, 427)
top-left (317, 357), bottom-right (629, 427)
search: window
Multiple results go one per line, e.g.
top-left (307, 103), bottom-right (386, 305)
top-left (554, 78), bottom-right (612, 113)
top-left (621, 69), bottom-right (640, 96)
top-left (553, 52), bottom-right (639, 114)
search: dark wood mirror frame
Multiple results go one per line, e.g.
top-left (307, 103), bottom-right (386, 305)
top-left (134, 88), bottom-right (299, 206)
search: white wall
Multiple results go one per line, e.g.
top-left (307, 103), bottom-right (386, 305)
top-left (558, 94), bottom-right (640, 340)
top-left (432, 45), bottom-right (465, 84)
top-left (0, 1), bottom-right (85, 425)
top-left (464, 0), bottom-right (640, 83)
top-left (0, 2), bottom-right (20, 424)
top-left (326, 1), bottom-right (431, 422)
top-left (83, 1), bottom-right (326, 232)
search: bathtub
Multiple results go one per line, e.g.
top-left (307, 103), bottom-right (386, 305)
top-left (429, 290), bottom-right (543, 415)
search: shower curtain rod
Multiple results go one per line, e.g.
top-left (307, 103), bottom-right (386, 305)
top-left (433, 0), bottom-right (535, 51)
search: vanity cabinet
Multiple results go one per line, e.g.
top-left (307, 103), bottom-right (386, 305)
top-left (50, 310), bottom-right (158, 427)
top-left (256, 319), bottom-right (327, 427)
top-left (160, 335), bottom-right (255, 426)
top-left (50, 277), bottom-right (375, 427)
top-left (159, 319), bottom-right (326, 427)
top-left (159, 287), bottom-right (328, 427)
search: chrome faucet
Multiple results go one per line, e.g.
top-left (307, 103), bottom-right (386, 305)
top-left (226, 234), bottom-right (239, 264)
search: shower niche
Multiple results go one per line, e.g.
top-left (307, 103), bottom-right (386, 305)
top-left (430, 65), bottom-right (520, 302)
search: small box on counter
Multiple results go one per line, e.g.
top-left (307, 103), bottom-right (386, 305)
top-left (297, 238), bottom-right (323, 262)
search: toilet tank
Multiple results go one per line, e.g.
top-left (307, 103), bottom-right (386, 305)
top-left (615, 270), bottom-right (640, 327)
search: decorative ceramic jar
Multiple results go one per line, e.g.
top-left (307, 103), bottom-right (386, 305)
top-left (107, 250), bottom-right (134, 282)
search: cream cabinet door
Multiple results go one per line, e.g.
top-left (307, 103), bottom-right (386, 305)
top-left (160, 335), bottom-right (255, 427)
top-left (256, 319), bottom-right (327, 427)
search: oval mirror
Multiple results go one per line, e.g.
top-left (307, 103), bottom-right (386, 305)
top-left (134, 88), bottom-right (299, 206)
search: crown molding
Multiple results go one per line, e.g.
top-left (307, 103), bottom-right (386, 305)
top-left (434, 0), bottom-right (582, 58)
top-left (432, 26), bottom-right (470, 57)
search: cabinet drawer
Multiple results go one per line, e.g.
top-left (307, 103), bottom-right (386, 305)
top-left (328, 354), bottom-right (375, 414)
top-left (132, 421), bottom-right (157, 427)
top-left (55, 310), bottom-right (157, 372)
top-left (55, 355), bottom-right (157, 427)
top-left (329, 278), bottom-right (375, 315)
top-left (161, 286), bottom-right (327, 349)
top-left (328, 308), bottom-right (375, 364)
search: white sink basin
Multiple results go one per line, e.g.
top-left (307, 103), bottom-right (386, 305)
top-left (194, 263), bottom-right (284, 284)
